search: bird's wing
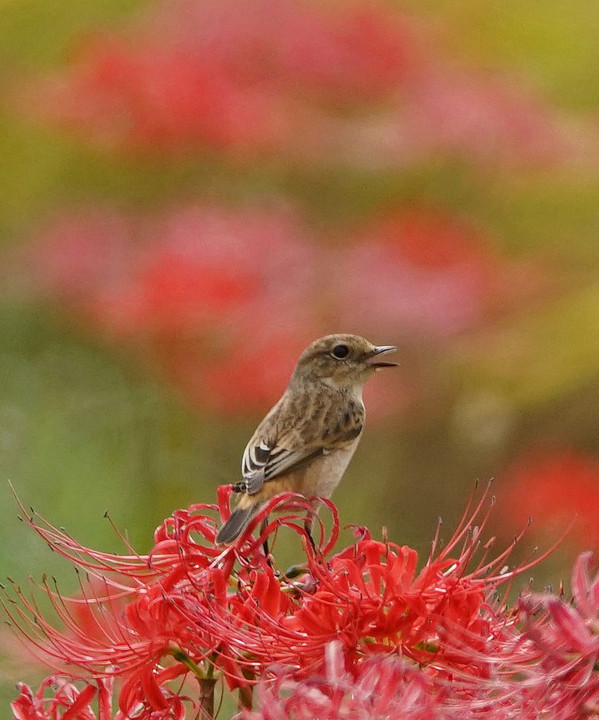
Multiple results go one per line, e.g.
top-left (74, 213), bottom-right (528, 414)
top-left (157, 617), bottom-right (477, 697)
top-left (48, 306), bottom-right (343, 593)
top-left (239, 409), bottom-right (363, 496)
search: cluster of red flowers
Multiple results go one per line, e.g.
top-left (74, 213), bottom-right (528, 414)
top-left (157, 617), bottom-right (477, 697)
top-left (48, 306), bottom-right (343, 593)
top-left (27, 203), bottom-right (517, 416)
top-left (25, 0), bottom-right (573, 167)
top-left (29, 204), bottom-right (318, 414)
top-left (4, 485), bottom-right (598, 719)
top-left (12, 0), bottom-right (577, 422)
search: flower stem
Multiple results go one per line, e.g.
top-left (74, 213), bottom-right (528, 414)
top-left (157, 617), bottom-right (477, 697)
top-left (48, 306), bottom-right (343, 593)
top-left (198, 677), bottom-right (217, 720)
top-left (170, 647), bottom-right (205, 678)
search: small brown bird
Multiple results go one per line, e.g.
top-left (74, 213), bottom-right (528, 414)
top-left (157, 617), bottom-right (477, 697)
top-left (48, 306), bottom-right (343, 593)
top-left (216, 333), bottom-right (397, 544)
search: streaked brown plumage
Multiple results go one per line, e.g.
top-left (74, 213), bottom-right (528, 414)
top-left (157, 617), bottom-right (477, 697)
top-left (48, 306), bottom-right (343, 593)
top-left (216, 333), bottom-right (397, 544)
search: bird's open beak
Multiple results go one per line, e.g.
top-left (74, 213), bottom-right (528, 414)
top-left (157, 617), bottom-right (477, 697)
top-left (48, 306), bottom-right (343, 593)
top-left (365, 345), bottom-right (398, 369)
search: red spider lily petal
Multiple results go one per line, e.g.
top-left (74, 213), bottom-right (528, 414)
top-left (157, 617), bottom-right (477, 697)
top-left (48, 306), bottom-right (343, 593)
top-left (546, 596), bottom-right (599, 653)
top-left (97, 678), bottom-right (113, 720)
top-left (124, 664), bottom-right (167, 713)
top-left (217, 484), bottom-right (234, 523)
top-left (520, 555), bottom-right (599, 660)
top-left (59, 685), bottom-right (97, 720)
top-left (244, 641), bottom-right (465, 720)
top-left (514, 554), bottom-right (599, 718)
top-left (117, 665), bottom-right (197, 719)
top-left (12, 678), bottom-right (98, 720)
top-left (290, 538), bottom-right (420, 648)
top-left (11, 683), bottom-right (38, 720)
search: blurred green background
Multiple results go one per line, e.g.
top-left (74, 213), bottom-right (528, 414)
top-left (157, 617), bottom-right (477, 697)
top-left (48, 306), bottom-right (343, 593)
top-left (1, 0), bottom-right (598, 708)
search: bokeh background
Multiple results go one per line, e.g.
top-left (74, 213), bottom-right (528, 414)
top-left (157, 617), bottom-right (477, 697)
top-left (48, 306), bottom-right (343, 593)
top-left (1, 0), bottom-right (598, 706)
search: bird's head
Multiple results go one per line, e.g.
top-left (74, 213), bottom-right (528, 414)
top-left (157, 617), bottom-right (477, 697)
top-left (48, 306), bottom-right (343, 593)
top-left (293, 334), bottom-right (397, 389)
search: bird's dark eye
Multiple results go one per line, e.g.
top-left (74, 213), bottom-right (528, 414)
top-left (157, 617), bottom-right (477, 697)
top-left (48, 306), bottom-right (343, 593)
top-left (331, 344), bottom-right (349, 359)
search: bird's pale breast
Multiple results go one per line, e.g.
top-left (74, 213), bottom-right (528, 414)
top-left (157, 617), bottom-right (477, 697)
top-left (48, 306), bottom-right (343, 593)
top-left (301, 438), bottom-right (361, 497)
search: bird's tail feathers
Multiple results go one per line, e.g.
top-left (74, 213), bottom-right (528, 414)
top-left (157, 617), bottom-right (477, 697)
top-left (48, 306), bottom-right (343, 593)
top-left (216, 505), bottom-right (256, 545)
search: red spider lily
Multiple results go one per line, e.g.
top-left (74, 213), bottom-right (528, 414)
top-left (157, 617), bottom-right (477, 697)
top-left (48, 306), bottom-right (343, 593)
top-left (31, 205), bottom-right (315, 340)
top-left (12, 674), bottom-right (197, 720)
top-left (280, 488), bottom-right (543, 680)
top-left (3, 488), bottom-right (320, 705)
top-left (336, 210), bottom-right (501, 338)
top-left (244, 556), bottom-right (599, 720)
top-left (498, 449), bottom-right (599, 552)
top-left (25, 203), bottom-right (509, 419)
top-left (29, 38), bottom-right (284, 155)
top-left (22, 0), bottom-right (414, 157)
top-left (25, 201), bottom-right (526, 417)
top-left (516, 552), bottom-right (599, 718)
top-left (27, 205), bottom-right (321, 414)
top-left (400, 64), bottom-right (573, 168)
top-left (12, 676), bottom-right (104, 720)
top-left (5, 484), bottom-right (599, 718)
top-left (242, 635), bottom-right (588, 720)
top-left (149, 0), bottom-right (414, 102)
top-left (19, 0), bottom-right (575, 167)
top-left (1, 484), bottom-right (549, 713)
top-left (244, 642), bottom-right (443, 720)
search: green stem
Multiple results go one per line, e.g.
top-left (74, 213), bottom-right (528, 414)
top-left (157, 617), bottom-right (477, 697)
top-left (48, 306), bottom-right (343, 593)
top-left (170, 647), bottom-right (205, 678)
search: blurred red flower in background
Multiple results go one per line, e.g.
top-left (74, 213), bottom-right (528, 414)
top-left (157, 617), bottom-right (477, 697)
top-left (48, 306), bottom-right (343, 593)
top-left (337, 210), bottom-right (501, 338)
top-left (33, 38), bottom-right (289, 155)
top-left (498, 449), bottom-right (599, 552)
top-left (10, 0), bottom-right (579, 422)
top-left (30, 205), bottom-right (321, 413)
top-left (24, 201), bottom-right (528, 417)
top-left (26, 0), bottom-right (415, 157)
top-left (152, 0), bottom-right (414, 100)
top-left (401, 66), bottom-right (572, 167)
top-left (21, 0), bottom-right (574, 167)
top-left (34, 205), bottom-right (315, 339)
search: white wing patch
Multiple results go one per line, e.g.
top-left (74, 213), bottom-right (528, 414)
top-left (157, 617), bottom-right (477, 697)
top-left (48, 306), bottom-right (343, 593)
top-left (239, 440), bottom-right (323, 495)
